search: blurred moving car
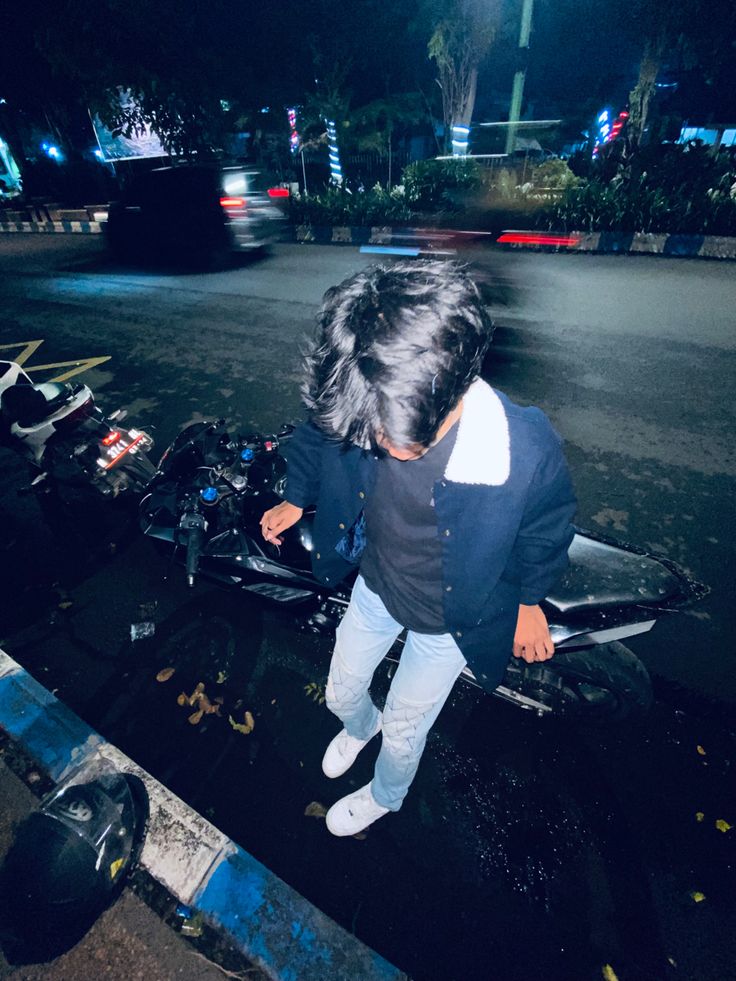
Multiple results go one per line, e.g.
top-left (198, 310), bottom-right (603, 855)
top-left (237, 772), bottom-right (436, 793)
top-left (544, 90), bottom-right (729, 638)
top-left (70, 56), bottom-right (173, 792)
top-left (105, 164), bottom-right (288, 265)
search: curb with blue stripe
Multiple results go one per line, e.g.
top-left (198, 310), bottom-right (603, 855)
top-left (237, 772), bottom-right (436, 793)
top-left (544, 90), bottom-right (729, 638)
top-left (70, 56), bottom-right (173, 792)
top-left (291, 225), bottom-right (736, 259)
top-left (0, 649), bottom-right (407, 981)
top-left (2, 219), bottom-right (735, 258)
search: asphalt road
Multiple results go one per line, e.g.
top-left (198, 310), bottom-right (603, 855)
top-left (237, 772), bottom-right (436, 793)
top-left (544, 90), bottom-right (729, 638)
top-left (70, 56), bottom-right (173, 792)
top-left (1, 235), bottom-right (735, 981)
top-left (1, 234), bottom-right (734, 701)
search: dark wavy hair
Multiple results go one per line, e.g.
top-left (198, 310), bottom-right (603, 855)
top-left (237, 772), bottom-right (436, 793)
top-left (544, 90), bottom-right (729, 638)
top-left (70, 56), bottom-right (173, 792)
top-left (303, 260), bottom-right (493, 450)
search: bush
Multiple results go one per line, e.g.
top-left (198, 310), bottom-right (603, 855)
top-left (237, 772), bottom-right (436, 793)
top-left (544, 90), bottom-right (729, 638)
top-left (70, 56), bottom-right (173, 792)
top-left (401, 158), bottom-right (483, 210)
top-left (289, 183), bottom-right (412, 226)
top-left (527, 158), bottom-right (582, 192)
top-left (544, 173), bottom-right (736, 235)
top-left (542, 145), bottom-right (736, 235)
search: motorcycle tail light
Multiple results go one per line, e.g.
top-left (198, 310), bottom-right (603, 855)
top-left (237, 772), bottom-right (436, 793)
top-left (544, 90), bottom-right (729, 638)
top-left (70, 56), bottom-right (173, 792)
top-left (102, 430), bottom-right (122, 446)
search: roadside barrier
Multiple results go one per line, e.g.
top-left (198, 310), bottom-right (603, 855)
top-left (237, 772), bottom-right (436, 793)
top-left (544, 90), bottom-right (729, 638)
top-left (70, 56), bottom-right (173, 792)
top-left (3, 217), bottom-right (735, 257)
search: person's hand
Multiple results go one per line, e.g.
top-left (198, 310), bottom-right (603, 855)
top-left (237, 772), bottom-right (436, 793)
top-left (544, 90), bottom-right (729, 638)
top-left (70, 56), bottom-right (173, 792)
top-left (512, 604), bottom-right (554, 663)
top-left (260, 501), bottom-right (303, 545)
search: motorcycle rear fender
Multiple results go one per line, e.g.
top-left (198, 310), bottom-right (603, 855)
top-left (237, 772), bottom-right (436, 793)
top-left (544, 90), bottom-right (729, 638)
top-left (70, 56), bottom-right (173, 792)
top-left (11, 385), bottom-right (96, 464)
top-left (546, 530), bottom-right (705, 614)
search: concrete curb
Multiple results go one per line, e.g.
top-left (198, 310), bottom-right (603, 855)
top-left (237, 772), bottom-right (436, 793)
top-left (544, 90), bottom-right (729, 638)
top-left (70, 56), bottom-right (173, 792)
top-left (291, 225), bottom-right (736, 259)
top-left (0, 220), bottom-right (103, 234)
top-left (3, 219), bottom-right (734, 257)
top-left (0, 649), bottom-right (407, 981)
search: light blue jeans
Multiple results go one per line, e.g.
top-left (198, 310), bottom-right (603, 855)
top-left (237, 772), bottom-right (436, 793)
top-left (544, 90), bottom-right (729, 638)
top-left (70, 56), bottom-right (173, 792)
top-left (325, 575), bottom-right (467, 811)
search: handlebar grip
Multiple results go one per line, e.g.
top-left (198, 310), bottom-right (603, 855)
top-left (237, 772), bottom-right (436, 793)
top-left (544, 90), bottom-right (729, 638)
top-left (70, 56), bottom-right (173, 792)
top-left (180, 512), bottom-right (206, 587)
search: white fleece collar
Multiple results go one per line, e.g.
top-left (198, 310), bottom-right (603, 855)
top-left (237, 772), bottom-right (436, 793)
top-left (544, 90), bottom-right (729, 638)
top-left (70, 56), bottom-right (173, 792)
top-left (444, 378), bottom-right (510, 486)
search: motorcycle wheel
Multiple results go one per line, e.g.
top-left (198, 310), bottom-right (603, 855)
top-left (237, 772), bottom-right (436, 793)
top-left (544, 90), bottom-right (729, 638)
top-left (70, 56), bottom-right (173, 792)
top-left (512, 642), bottom-right (653, 721)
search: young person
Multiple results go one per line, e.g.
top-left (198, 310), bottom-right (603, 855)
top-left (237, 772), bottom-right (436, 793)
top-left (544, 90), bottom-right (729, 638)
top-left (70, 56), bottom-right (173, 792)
top-left (260, 261), bottom-right (576, 836)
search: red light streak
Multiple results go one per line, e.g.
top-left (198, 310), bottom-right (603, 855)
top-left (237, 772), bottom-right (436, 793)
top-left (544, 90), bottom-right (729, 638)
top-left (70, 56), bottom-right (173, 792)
top-left (102, 430), bottom-right (121, 445)
top-left (497, 232), bottom-right (580, 247)
top-left (267, 188), bottom-right (289, 198)
top-left (220, 197), bottom-right (246, 208)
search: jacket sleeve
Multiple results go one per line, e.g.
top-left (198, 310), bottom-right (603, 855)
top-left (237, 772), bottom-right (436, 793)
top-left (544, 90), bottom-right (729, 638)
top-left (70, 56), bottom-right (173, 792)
top-left (283, 421), bottom-right (328, 509)
top-left (516, 428), bottom-right (577, 606)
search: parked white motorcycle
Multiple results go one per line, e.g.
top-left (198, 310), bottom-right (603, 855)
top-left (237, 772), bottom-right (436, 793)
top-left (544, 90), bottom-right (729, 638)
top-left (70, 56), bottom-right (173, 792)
top-left (0, 360), bottom-right (155, 503)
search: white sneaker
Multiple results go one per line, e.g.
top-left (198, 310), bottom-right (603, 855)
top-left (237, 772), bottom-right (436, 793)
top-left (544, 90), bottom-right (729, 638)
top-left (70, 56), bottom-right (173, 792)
top-left (321, 717), bottom-right (382, 779)
top-left (325, 783), bottom-right (390, 836)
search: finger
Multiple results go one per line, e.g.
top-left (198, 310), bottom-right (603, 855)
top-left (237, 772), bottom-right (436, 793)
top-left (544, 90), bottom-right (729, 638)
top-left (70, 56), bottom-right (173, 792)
top-left (512, 641), bottom-right (523, 659)
top-left (534, 638), bottom-right (549, 660)
top-left (522, 647), bottom-right (536, 664)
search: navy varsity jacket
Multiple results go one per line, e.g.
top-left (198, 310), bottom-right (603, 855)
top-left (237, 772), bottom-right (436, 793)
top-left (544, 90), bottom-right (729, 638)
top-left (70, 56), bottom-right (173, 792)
top-left (284, 379), bottom-right (577, 691)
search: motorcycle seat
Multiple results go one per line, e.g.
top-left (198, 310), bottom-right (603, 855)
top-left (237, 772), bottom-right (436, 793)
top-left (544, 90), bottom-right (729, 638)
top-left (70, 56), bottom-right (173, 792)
top-left (1, 382), bottom-right (69, 427)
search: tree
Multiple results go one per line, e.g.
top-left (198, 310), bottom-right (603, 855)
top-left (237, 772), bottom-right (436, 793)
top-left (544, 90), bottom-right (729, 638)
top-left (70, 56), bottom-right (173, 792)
top-left (351, 94), bottom-right (426, 185)
top-left (625, 0), bottom-right (736, 153)
top-left (427, 0), bottom-right (499, 152)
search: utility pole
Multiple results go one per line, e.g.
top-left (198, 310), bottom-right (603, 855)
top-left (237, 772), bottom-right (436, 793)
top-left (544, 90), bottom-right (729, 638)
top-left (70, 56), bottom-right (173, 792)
top-left (505, 0), bottom-right (535, 155)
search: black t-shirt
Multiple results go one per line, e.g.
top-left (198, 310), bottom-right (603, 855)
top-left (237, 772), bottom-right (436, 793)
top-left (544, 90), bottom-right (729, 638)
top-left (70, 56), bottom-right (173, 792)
top-left (360, 422), bottom-right (459, 633)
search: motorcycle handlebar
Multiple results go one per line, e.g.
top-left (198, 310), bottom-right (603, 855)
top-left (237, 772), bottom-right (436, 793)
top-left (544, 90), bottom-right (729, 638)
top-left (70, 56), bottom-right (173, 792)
top-left (180, 512), bottom-right (206, 587)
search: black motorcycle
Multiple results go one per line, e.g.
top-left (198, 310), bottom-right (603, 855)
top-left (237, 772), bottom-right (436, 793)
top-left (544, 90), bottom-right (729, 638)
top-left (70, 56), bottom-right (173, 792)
top-left (138, 419), bottom-right (705, 721)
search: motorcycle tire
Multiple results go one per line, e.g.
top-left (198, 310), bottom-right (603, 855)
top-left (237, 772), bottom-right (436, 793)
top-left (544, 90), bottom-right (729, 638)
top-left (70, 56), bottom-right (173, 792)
top-left (542, 642), bottom-right (653, 720)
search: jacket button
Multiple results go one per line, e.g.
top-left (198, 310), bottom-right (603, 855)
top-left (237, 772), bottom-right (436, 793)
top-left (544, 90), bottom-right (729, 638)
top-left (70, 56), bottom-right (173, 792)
top-left (444, 529), bottom-right (451, 537)
top-left (445, 585), bottom-right (453, 592)
top-left (455, 630), bottom-right (463, 638)
top-left (338, 522), bottom-right (345, 530)
top-left (316, 552), bottom-right (321, 560)
top-left (358, 491), bottom-right (365, 499)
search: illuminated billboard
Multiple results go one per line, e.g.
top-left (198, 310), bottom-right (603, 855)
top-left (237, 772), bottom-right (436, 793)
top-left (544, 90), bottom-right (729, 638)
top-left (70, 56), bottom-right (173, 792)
top-left (91, 92), bottom-right (167, 162)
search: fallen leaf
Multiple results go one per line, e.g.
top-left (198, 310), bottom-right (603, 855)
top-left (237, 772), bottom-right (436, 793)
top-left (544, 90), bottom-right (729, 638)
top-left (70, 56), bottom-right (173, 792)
top-left (244, 710), bottom-right (255, 731)
top-left (228, 713), bottom-right (254, 734)
top-left (58, 601), bottom-right (73, 610)
top-left (715, 819), bottom-right (732, 833)
top-left (156, 667), bottom-right (176, 683)
top-left (667, 957), bottom-right (677, 967)
top-left (305, 802), bottom-right (328, 818)
top-left (216, 671), bottom-right (227, 684)
top-left (695, 812), bottom-right (705, 822)
top-left (109, 858), bottom-right (125, 880)
top-left (601, 966), bottom-right (619, 981)
top-left (271, 699), bottom-right (277, 705)
top-left (188, 709), bottom-right (204, 725)
top-left (199, 692), bottom-right (220, 716)
top-left (690, 891), bottom-right (706, 903)
top-left (177, 693), bottom-right (188, 707)
top-left (194, 682), bottom-right (205, 694)
top-left (696, 745), bottom-right (707, 756)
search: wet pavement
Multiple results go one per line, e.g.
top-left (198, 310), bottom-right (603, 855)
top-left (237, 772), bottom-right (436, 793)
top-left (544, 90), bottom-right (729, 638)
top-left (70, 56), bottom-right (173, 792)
top-left (1, 508), bottom-right (734, 981)
top-left (1, 237), bottom-right (736, 979)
